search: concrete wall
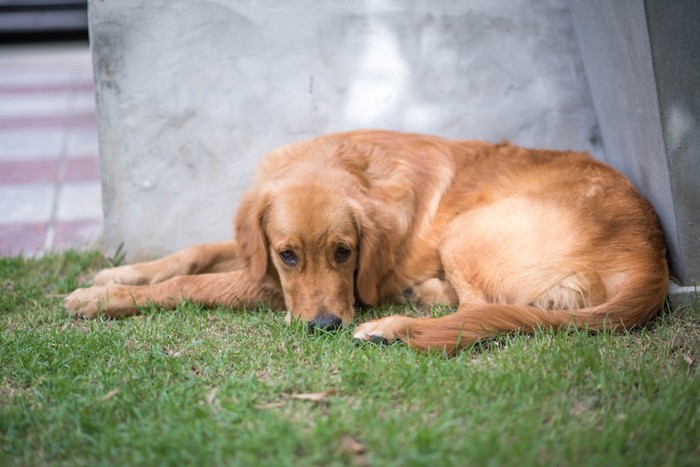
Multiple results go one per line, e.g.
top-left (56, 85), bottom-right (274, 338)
top-left (646, 0), bottom-right (700, 285)
top-left (571, 0), bottom-right (700, 285)
top-left (89, 0), bottom-right (601, 260)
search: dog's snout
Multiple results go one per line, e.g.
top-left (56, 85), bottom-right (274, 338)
top-left (308, 314), bottom-right (343, 332)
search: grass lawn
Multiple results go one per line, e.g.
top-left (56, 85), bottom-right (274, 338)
top-left (1, 251), bottom-right (699, 466)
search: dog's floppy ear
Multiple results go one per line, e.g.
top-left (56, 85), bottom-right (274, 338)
top-left (234, 189), bottom-right (269, 280)
top-left (353, 204), bottom-right (390, 306)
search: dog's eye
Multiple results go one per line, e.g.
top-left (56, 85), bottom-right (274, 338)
top-left (279, 250), bottom-right (297, 266)
top-left (335, 246), bottom-right (351, 263)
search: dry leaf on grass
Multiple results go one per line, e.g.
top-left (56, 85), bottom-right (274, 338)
top-left (99, 388), bottom-right (119, 402)
top-left (340, 435), bottom-right (368, 466)
top-left (257, 388), bottom-right (337, 409)
top-left (290, 389), bottom-right (337, 401)
top-left (206, 387), bottom-right (218, 406)
top-left (256, 401), bottom-right (286, 409)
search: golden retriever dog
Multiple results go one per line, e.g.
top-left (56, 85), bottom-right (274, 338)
top-left (64, 130), bottom-right (669, 353)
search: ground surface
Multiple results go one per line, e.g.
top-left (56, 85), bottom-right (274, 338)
top-left (1, 251), bottom-right (699, 466)
top-left (0, 43), bottom-right (101, 256)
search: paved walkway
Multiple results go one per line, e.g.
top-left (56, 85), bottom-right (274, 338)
top-left (0, 43), bottom-right (102, 256)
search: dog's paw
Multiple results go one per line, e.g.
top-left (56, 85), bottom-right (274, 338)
top-left (353, 315), bottom-right (417, 344)
top-left (64, 286), bottom-right (112, 319)
top-left (93, 266), bottom-right (147, 286)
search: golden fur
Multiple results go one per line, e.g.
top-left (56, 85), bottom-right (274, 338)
top-left (65, 130), bottom-right (669, 353)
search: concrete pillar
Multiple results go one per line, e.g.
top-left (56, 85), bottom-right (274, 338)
top-left (89, 0), bottom-right (600, 261)
top-left (570, 0), bottom-right (700, 287)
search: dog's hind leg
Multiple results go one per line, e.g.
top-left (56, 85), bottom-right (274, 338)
top-left (93, 241), bottom-right (244, 286)
top-left (404, 278), bottom-right (459, 308)
top-left (66, 270), bottom-right (285, 319)
top-left (354, 199), bottom-right (615, 353)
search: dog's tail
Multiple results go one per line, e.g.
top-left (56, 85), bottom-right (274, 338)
top-left (402, 270), bottom-right (669, 354)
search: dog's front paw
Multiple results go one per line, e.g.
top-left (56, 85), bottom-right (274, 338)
top-left (64, 286), bottom-right (113, 319)
top-left (353, 315), bottom-right (417, 344)
top-left (93, 266), bottom-right (147, 286)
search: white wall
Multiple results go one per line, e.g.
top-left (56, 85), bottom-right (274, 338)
top-left (89, 0), bottom-right (600, 260)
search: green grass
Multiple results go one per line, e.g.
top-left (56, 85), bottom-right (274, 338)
top-left (1, 252), bottom-right (699, 466)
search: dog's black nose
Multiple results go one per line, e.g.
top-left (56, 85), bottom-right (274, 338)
top-left (308, 314), bottom-right (343, 332)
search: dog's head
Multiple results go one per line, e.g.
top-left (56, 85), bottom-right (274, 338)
top-left (234, 164), bottom-right (385, 331)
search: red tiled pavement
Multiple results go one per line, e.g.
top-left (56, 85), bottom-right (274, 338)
top-left (0, 81), bottom-right (94, 94)
top-left (0, 157), bottom-right (100, 185)
top-left (0, 222), bottom-right (47, 256)
top-left (0, 44), bottom-right (103, 256)
top-left (64, 157), bottom-right (101, 182)
top-left (53, 219), bottom-right (103, 250)
top-left (0, 159), bottom-right (59, 184)
top-left (0, 112), bottom-right (97, 130)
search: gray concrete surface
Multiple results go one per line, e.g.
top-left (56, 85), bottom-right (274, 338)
top-left (571, 0), bottom-right (699, 286)
top-left (646, 0), bottom-right (700, 285)
top-left (89, 0), bottom-right (601, 261)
